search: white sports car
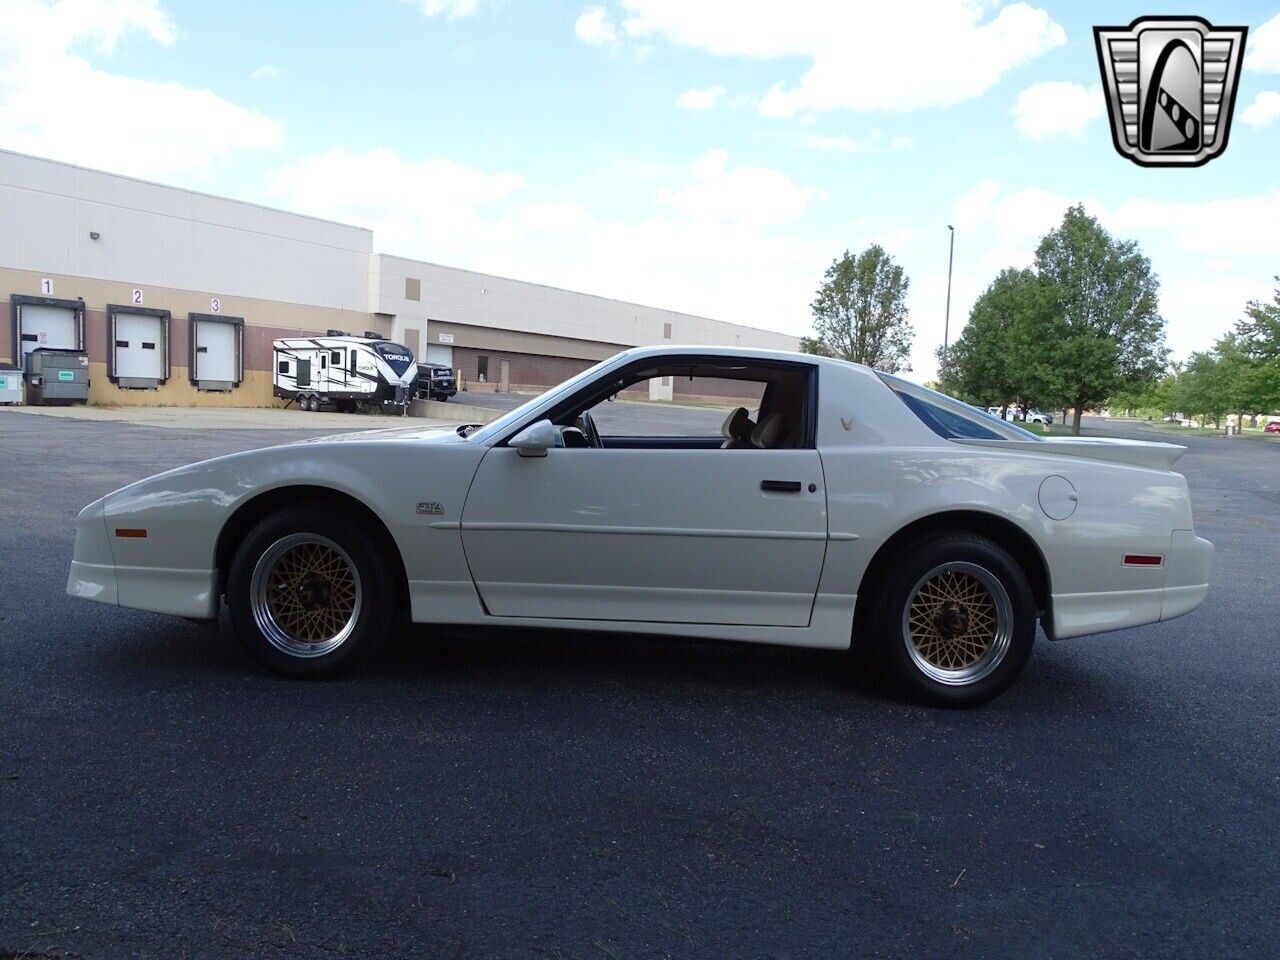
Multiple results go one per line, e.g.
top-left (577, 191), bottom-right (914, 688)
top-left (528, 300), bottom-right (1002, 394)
top-left (67, 346), bottom-right (1212, 705)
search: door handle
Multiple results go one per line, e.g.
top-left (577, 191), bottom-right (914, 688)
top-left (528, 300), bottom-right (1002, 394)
top-left (761, 480), bottom-right (803, 493)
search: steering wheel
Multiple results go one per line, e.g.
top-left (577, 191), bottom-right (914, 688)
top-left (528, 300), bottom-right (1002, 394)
top-left (577, 410), bottom-right (603, 448)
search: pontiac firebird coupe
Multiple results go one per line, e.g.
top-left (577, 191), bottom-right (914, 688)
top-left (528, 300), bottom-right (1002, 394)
top-left (67, 346), bottom-right (1212, 705)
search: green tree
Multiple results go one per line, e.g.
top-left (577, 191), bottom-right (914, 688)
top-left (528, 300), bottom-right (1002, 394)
top-left (1233, 280), bottom-right (1280, 421)
top-left (938, 268), bottom-right (1068, 413)
top-left (803, 245), bottom-right (912, 372)
top-left (1035, 205), bottom-right (1168, 434)
top-left (1169, 352), bottom-right (1230, 427)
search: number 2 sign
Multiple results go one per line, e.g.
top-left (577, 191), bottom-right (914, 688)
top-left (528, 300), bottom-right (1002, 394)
top-left (132, 288), bottom-right (144, 305)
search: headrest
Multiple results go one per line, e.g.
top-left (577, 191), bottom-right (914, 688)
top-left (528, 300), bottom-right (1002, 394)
top-left (721, 406), bottom-right (753, 442)
top-left (752, 412), bottom-right (789, 449)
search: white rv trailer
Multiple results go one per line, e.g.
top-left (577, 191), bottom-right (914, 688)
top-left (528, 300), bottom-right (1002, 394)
top-left (272, 334), bottom-right (417, 413)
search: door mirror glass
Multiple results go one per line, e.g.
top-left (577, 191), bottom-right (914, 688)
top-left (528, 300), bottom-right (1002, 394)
top-left (510, 419), bottom-right (560, 457)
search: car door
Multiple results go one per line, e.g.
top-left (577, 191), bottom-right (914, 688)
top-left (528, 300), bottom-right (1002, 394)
top-left (460, 365), bottom-right (828, 628)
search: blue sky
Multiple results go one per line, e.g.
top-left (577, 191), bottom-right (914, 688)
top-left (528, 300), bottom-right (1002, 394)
top-left (3, 0), bottom-right (1280, 380)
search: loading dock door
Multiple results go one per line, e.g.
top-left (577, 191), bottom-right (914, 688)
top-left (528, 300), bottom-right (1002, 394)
top-left (425, 344), bottom-right (453, 367)
top-left (195, 319), bottom-right (237, 382)
top-left (114, 313), bottom-right (165, 384)
top-left (20, 304), bottom-right (79, 360)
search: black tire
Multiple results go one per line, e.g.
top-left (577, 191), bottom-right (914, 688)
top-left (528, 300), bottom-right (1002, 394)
top-left (869, 533), bottom-right (1036, 707)
top-left (226, 506), bottom-right (394, 678)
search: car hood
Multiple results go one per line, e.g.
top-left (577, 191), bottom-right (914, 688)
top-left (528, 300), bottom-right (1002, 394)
top-left (287, 424), bottom-right (467, 446)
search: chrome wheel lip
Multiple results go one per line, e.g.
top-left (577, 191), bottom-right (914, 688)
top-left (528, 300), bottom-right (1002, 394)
top-left (901, 561), bottom-right (1013, 686)
top-left (250, 533), bottom-right (362, 659)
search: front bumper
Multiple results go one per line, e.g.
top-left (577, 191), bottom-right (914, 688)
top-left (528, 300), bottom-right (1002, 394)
top-left (66, 498), bottom-right (219, 619)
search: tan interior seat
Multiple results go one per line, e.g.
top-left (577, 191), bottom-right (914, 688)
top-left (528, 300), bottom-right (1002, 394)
top-left (752, 411), bottom-right (789, 449)
top-left (720, 407), bottom-right (755, 449)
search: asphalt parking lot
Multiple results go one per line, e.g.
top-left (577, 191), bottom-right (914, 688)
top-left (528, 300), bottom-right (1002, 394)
top-left (2, 410), bottom-right (1277, 959)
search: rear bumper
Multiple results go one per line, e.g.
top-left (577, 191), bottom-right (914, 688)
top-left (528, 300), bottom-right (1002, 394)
top-left (1050, 532), bottom-right (1213, 640)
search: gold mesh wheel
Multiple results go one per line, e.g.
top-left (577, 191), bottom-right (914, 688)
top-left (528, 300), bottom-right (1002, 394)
top-left (250, 533), bottom-right (363, 658)
top-left (901, 561), bottom-right (1013, 686)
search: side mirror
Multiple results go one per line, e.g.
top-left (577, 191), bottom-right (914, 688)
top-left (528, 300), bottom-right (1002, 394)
top-left (510, 419), bottom-right (559, 457)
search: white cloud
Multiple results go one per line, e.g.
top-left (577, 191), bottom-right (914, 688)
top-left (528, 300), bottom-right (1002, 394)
top-left (801, 130), bottom-right (913, 153)
top-left (615, 0), bottom-right (1066, 114)
top-left (1013, 81), bottom-right (1103, 139)
top-left (1248, 10), bottom-right (1280, 72)
top-left (0, 0), bottom-right (281, 180)
top-left (950, 180), bottom-right (1000, 229)
top-left (250, 63), bottom-right (279, 80)
top-left (575, 5), bottom-right (619, 47)
top-left (1158, 275), bottom-right (1275, 359)
top-left (407, 0), bottom-right (483, 19)
top-left (272, 147), bottom-right (831, 336)
top-left (272, 149), bottom-right (525, 254)
top-left (675, 84), bottom-right (725, 110)
top-left (1242, 90), bottom-right (1280, 128)
top-left (657, 149), bottom-right (823, 226)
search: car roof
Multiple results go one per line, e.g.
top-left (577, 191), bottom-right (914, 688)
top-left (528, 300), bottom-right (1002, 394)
top-left (611, 343), bottom-right (872, 373)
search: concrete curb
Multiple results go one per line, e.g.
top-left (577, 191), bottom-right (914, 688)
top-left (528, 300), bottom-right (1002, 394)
top-left (411, 399), bottom-right (501, 423)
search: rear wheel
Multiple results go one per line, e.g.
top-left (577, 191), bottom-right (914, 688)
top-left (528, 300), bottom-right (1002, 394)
top-left (226, 507), bottom-right (393, 678)
top-left (870, 533), bottom-right (1035, 707)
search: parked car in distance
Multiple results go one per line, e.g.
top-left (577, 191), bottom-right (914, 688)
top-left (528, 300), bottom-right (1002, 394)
top-left (416, 363), bottom-right (458, 402)
top-left (66, 345), bottom-right (1213, 707)
top-left (1265, 421), bottom-right (1280, 434)
top-left (1024, 410), bottom-right (1053, 426)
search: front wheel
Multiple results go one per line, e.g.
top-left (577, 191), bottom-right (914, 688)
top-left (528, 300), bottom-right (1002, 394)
top-left (871, 533), bottom-right (1036, 707)
top-left (226, 507), bottom-right (393, 678)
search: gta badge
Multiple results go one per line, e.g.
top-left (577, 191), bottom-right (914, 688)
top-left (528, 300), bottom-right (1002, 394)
top-left (1094, 16), bottom-right (1247, 167)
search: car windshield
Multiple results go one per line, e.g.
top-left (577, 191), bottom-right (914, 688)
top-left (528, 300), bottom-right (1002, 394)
top-left (879, 374), bottom-right (1045, 442)
top-left (467, 356), bottom-right (619, 443)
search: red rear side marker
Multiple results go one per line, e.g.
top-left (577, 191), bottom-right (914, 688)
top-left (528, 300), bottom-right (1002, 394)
top-left (1123, 554), bottom-right (1163, 566)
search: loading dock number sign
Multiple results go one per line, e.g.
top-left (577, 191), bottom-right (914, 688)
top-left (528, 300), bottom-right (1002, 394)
top-left (41, 278), bottom-right (53, 294)
top-left (210, 298), bottom-right (221, 313)
top-left (132, 289), bottom-right (144, 305)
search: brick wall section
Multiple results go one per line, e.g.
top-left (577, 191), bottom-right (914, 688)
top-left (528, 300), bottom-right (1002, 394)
top-left (452, 346), bottom-right (596, 389)
top-left (673, 376), bottom-right (765, 404)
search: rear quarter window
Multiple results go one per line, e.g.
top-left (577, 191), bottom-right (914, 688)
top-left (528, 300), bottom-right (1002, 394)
top-left (878, 374), bottom-right (1044, 442)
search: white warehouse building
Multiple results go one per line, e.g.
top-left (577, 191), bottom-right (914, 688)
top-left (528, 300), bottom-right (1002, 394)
top-left (0, 148), bottom-right (797, 407)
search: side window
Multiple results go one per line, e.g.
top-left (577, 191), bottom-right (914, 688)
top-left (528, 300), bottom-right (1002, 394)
top-left (562, 361), bottom-right (813, 449)
top-left (331, 350), bottom-right (342, 365)
top-left (278, 360), bottom-right (290, 374)
top-left (587, 376), bottom-right (765, 438)
top-left (320, 354), bottom-right (327, 369)
top-left (349, 352), bottom-right (357, 375)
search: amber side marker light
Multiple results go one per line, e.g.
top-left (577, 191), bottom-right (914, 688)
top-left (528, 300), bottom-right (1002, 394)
top-left (1123, 554), bottom-right (1162, 566)
top-left (114, 528), bottom-right (148, 539)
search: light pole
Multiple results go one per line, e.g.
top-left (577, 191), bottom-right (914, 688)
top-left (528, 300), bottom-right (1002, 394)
top-left (943, 224), bottom-right (955, 369)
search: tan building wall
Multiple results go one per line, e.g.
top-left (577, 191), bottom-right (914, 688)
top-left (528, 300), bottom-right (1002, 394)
top-left (3, 267), bottom-right (372, 406)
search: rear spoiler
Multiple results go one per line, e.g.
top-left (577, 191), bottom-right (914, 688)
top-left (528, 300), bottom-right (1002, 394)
top-left (953, 437), bottom-right (1187, 471)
